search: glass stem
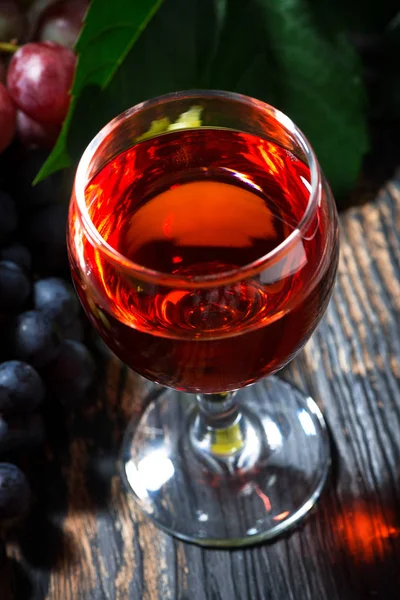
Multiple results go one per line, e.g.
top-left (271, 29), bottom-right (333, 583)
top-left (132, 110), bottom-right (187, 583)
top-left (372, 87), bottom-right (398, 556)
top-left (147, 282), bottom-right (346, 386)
top-left (191, 392), bottom-right (246, 459)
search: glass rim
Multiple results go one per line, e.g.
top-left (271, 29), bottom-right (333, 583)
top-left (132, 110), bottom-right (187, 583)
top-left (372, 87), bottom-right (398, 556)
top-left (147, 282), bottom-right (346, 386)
top-left (74, 89), bottom-right (322, 288)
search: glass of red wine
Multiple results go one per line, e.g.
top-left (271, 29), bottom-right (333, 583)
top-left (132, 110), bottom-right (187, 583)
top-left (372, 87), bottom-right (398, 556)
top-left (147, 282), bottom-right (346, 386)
top-left (68, 91), bottom-right (339, 547)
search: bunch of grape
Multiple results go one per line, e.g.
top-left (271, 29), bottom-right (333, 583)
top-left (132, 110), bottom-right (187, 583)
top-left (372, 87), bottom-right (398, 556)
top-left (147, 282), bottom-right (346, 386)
top-left (0, 0), bottom-right (92, 560)
top-left (0, 0), bottom-right (88, 151)
top-left (0, 187), bottom-right (96, 522)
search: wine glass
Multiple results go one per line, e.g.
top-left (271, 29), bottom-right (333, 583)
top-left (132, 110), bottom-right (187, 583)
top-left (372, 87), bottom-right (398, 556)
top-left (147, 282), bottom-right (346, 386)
top-left (68, 90), bottom-right (339, 547)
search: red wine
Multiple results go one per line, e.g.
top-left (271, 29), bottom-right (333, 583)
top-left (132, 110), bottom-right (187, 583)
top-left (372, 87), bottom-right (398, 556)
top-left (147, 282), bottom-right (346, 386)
top-left (69, 128), bottom-right (338, 392)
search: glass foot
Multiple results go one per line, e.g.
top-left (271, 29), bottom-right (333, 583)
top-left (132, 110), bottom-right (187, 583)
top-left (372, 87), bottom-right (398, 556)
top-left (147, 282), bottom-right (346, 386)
top-left (120, 377), bottom-right (330, 547)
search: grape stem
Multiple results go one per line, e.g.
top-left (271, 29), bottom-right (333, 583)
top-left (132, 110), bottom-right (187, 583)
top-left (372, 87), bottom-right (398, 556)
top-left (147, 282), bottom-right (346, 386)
top-left (0, 42), bottom-right (20, 54)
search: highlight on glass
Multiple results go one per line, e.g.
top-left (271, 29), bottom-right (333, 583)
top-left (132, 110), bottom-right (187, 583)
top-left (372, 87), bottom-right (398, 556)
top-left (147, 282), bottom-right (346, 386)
top-left (68, 90), bottom-right (339, 547)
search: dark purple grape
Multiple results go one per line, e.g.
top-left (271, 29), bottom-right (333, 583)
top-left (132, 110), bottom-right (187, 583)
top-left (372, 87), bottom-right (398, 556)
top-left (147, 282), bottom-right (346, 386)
top-left (0, 361), bottom-right (44, 415)
top-left (29, 203), bottom-right (68, 272)
top-left (45, 340), bottom-right (95, 399)
top-left (0, 261), bottom-right (31, 312)
top-left (0, 463), bottom-right (31, 521)
top-left (0, 191), bottom-right (17, 244)
top-left (7, 41), bottom-right (76, 126)
top-left (12, 310), bottom-right (61, 368)
top-left (0, 244), bottom-right (31, 273)
top-left (0, 414), bottom-right (45, 453)
top-left (34, 277), bottom-right (79, 329)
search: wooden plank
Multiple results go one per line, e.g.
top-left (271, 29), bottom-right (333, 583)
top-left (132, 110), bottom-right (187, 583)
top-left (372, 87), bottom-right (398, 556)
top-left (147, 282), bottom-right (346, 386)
top-left (5, 176), bottom-right (400, 599)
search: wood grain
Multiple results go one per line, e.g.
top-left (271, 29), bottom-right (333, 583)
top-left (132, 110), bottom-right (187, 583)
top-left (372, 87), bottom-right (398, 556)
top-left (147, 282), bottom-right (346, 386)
top-left (5, 175), bottom-right (400, 599)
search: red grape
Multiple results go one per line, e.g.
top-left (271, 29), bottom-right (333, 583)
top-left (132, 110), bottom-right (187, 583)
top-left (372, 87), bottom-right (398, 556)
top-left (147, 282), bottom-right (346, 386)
top-left (0, 83), bottom-right (16, 154)
top-left (16, 110), bottom-right (60, 148)
top-left (0, 1), bottom-right (25, 43)
top-left (36, 0), bottom-right (89, 49)
top-left (7, 41), bottom-right (76, 126)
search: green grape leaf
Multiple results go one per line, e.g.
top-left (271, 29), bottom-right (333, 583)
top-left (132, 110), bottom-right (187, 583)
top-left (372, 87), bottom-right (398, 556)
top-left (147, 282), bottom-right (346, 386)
top-left (35, 0), bottom-right (164, 182)
top-left (207, 0), bottom-right (368, 195)
top-left (36, 0), bottom-right (368, 195)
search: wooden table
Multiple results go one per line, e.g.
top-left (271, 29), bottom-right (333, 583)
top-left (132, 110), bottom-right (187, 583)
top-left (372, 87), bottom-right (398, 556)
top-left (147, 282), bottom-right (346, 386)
top-left (5, 176), bottom-right (400, 599)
